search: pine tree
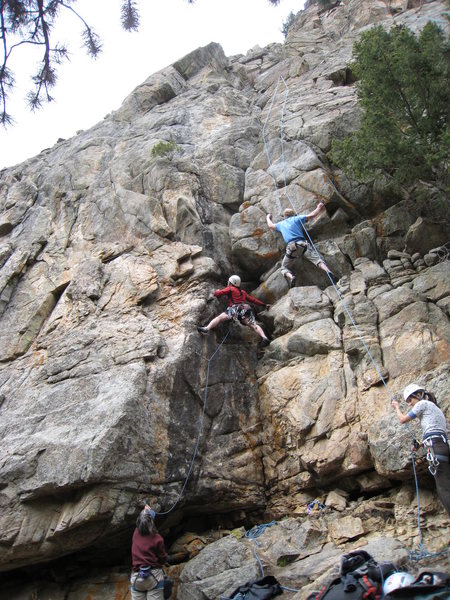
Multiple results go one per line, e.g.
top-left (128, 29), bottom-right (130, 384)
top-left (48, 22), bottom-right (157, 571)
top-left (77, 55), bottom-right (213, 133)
top-left (0, 0), bottom-right (281, 125)
top-left (281, 11), bottom-right (295, 38)
top-left (330, 23), bottom-right (449, 185)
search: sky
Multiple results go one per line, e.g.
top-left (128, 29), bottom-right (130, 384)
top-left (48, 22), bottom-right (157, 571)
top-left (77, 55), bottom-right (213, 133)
top-left (1, 0), bottom-right (306, 169)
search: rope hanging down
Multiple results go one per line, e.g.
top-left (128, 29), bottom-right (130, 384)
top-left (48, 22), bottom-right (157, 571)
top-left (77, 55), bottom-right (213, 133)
top-left (262, 75), bottom-right (446, 561)
top-left (262, 75), bottom-right (289, 214)
top-left (155, 329), bottom-right (230, 517)
top-left (263, 79), bottom-right (396, 399)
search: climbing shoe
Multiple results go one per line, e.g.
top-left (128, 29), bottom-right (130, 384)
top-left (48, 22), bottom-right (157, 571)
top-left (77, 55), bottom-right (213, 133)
top-left (197, 326), bottom-right (209, 335)
top-left (260, 337), bottom-right (270, 347)
top-left (283, 273), bottom-right (292, 288)
top-left (290, 276), bottom-right (296, 289)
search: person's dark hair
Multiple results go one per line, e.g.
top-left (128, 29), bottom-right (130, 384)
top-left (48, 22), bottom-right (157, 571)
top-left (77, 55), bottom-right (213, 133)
top-left (424, 390), bottom-right (438, 406)
top-left (136, 509), bottom-right (157, 536)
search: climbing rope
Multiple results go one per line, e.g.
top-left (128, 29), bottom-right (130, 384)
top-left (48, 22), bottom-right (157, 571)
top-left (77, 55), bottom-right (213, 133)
top-left (245, 521), bottom-right (277, 577)
top-left (262, 75), bottom-right (395, 401)
top-left (262, 75), bottom-right (447, 562)
top-left (246, 521), bottom-right (301, 594)
top-left (218, 520), bottom-right (302, 598)
top-left (286, 180), bottom-right (441, 562)
top-left (435, 241), bottom-right (450, 263)
top-left (155, 328), bottom-right (230, 516)
top-left (262, 75), bottom-right (289, 214)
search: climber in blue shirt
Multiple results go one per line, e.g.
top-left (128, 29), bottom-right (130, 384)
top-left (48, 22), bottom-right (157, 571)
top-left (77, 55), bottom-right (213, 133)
top-left (266, 203), bottom-right (335, 288)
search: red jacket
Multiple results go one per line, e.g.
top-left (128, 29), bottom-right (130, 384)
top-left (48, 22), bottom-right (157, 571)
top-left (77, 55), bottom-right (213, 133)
top-left (131, 529), bottom-right (168, 570)
top-left (214, 285), bottom-right (266, 308)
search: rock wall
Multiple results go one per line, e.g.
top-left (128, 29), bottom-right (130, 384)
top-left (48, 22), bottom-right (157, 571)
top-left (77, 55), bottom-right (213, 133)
top-left (0, 0), bottom-right (448, 597)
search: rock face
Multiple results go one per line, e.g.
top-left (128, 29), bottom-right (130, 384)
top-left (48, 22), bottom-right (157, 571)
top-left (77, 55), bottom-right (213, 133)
top-left (0, 0), bottom-right (449, 597)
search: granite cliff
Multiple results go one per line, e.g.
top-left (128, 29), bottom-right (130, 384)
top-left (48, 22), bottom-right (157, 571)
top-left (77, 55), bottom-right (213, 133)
top-left (0, 1), bottom-right (448, 598)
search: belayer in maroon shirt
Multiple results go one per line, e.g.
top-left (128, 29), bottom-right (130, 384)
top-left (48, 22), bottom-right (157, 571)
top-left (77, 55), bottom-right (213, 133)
top-left (197, 275), bottom-right (271, 346)
top-left (130, 505), bottom-right (168, 599)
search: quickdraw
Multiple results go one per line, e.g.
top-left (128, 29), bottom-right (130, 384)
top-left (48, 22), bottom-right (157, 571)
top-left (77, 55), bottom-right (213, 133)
top-left (423, 438), bottom-right (440, 476)
top-left (423, 434), bottom-right (448, 477)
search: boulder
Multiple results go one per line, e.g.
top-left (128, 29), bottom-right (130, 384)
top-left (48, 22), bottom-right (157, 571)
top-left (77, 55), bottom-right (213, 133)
top-left (405, 217), bottom-right (449, 255)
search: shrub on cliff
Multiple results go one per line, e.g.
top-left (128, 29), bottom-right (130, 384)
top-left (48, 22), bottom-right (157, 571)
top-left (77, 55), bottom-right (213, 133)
top-left (330, 22), bottom-right (449, 186)
top-left (151, 140), bottom-right (178, 158)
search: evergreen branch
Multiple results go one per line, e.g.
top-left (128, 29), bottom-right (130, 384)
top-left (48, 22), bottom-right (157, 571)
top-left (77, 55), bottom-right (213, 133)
top-left (60, 0), bottom-right (102, 57)
top-left (0, 0), bottom-right (13, 125)
top-left (378, 45), bottom-right (423, 140)
top-left (121, 0), bottom-right (139, 32)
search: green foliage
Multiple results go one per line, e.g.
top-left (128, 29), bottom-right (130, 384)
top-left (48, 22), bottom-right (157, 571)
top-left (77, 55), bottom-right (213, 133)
top-left (330, 22), bottom-right (450, 185)
top-left (281, 11), bottom-right (295, 38)
top-left (277, 554), bottom-right (297, 567)
top-left (151, 140), bottom-right (177, 158)
top-left (231, 527), bottom-right (245, 539)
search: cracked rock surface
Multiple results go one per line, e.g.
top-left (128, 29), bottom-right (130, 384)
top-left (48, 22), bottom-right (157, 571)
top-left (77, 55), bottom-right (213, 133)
top-left (0, 0), bottom-right (448, 596)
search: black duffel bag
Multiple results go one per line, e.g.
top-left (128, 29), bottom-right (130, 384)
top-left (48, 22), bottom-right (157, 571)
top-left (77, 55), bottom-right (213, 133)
top-left (229, 575), bottom-right (283, 600)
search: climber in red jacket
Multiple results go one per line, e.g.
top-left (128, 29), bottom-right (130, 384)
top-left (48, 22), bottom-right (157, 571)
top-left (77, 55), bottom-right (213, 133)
top-left (197, 275), bottom-right (271, 346)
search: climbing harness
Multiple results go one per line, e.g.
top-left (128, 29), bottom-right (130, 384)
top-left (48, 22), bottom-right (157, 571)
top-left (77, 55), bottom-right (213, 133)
top-left (263, 75), bottom-right (448, 562)
top-left (285, 240), bottom-right (307, 259)
top-left (226, 303), bottom-right (255, 324)
top-left (154, 328), bottom-right (230, 517)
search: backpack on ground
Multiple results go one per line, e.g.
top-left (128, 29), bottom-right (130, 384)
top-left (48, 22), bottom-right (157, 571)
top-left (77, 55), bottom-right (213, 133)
top-left (384, 570), bottom-right (450, 599)
top-left (306, 549), bottom-right (395, 600)
top-left (228, 574), bottom-right (283, 599)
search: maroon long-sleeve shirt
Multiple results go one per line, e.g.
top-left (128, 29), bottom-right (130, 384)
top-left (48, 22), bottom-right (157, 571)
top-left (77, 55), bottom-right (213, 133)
top-left (214, 285), bottom-right (266, 308)
top-left (131, 529), bottom-right (168, 571)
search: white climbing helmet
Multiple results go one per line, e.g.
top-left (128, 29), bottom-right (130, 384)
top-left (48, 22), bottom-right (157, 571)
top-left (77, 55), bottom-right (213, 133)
top-left (383, 572), bottom-right (415, 594)
top-left (228, 275), bottom-right (241, 287)
top-left (403, 383), bottom-right (424, 402)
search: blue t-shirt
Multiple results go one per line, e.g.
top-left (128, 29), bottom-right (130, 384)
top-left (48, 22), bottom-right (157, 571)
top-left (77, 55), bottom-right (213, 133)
top-left (275, 215), bottom-right (307, 244)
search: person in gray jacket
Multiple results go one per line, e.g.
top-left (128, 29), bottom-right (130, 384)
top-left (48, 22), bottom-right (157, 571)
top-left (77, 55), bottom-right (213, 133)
top-left (392, 383), bottom-right (450, 516)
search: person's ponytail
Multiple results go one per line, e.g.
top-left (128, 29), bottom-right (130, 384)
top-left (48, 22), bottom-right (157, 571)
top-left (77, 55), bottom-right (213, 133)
top-left (425, 391), bottom-right (438, 406)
